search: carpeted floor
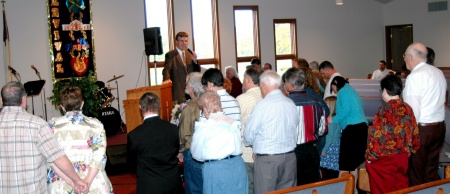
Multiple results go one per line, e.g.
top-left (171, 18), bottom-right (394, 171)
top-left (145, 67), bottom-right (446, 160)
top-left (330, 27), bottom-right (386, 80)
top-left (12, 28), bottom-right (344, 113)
top-left (106, 131), bottom-right (137, 193)
top-left (109, 173), bottom-right (136, 194)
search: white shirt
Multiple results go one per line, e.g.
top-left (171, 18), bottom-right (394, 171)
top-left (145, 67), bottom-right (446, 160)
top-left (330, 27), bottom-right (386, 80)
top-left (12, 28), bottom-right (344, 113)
top-left (323, 72), bottom-right (341, 99)
top-left (371, 69), bottom-right (389, 80)
top-left (176, 47), bottom-right (185, 65)
top-left (191, 112), bottom-right (242, 161)
top-left (403, 62), bottom-right (446, 123)
top-left (244, 89), bottom-right (299, 154)
top-left (236, 87), bottom-right (263, 162)
top-left (217, 89), bottom-right (241, 121)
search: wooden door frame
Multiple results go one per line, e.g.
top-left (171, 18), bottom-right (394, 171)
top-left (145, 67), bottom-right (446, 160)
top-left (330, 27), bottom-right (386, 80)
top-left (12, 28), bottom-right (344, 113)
top-left (385, 24), bottom-right (413, 70)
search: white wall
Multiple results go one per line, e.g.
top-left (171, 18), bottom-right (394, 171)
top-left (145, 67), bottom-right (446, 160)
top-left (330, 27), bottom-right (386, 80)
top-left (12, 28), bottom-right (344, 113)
top-left (217, 0), bottom-right (384, 78)
top-left (383, 0), bottom-right (450, 67)
top-left (0, 0), bottom-right (448, 122)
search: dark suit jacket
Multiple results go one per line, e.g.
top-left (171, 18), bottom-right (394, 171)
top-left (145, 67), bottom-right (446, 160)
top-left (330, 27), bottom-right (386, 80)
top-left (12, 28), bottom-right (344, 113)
top-left (163, 49), bottom-right (200, 103)
top-left (127, 116), bottom-right (180, 194)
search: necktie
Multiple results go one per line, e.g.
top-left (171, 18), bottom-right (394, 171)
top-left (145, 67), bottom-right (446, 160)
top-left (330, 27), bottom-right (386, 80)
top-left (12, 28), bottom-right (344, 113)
top-left (182, 51), bottom-right (186, 66)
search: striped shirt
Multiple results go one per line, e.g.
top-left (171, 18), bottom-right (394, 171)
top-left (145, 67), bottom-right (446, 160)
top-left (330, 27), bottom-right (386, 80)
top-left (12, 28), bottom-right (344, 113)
top-left (244, 89), bottom-right (299, 154)
top-left (216, 89), bottom-right (241, 121)
top-left (0, 106), bottom-right (65, 194)
top-left (288, 90), bottom-right (327, 144)
top-left (236, 87), bottom-right (262, 162)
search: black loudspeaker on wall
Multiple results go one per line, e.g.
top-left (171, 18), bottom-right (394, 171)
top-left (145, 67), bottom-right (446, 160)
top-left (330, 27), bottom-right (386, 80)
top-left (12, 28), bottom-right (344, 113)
top-left (143, 27), bottom-right (163, 56)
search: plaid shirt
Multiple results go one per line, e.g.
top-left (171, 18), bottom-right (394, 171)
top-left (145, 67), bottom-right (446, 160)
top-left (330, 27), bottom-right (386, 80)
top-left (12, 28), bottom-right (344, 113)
top-left (0, 106), bottom-right (65, 194)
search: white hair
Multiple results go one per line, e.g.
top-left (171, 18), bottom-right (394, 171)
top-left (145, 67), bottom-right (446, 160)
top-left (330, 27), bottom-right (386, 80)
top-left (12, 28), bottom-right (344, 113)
top-left (225, 66), bottom-right (239, 78)
top-left (186, 72), bottom-right (204, 97)
top-left (259, 70), bottom-right (281, 87)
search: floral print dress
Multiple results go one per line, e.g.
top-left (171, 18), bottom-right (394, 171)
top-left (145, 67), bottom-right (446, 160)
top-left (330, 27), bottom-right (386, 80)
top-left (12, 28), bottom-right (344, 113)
top-left (47, 111), bottom-right (113, 194)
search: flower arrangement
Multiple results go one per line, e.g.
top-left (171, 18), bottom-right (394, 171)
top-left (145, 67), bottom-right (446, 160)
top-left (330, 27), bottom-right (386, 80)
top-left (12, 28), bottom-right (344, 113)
top-left (170, 100), bottom-right (189, 126)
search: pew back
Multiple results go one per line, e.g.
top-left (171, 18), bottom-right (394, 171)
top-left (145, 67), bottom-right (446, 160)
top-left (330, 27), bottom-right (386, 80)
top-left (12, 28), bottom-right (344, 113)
top-left (266, 173), bottom-right (355, 194)
top-left (386, 178), bottom-right (450, 194)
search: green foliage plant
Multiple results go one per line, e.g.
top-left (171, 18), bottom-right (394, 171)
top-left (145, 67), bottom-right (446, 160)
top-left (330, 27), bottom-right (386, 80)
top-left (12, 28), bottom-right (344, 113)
top-left (49, 71), bottom-right (102, 117)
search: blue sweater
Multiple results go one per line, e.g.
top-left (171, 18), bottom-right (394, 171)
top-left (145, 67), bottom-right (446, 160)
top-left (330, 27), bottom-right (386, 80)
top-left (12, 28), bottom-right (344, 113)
top-left (332, 84), bottom-right (367, 129)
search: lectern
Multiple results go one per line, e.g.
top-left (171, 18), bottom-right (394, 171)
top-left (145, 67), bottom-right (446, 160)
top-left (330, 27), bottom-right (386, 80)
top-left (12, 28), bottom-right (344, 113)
top-left (123, 83), bottom-right (172, 133)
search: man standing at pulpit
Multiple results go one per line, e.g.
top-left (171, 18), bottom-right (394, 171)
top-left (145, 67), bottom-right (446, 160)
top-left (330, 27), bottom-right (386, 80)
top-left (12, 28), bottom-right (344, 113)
top-left (163, 31), bottom-right (201, 103)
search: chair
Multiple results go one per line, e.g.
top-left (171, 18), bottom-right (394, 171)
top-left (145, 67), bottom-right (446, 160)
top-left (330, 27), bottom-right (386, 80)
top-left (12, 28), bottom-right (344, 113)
top-left (266, 172), bottom-right (355, 194)
top-left (358, 167), bottom-right (371, 193)
top-left (386, 178), bottom-right (450, 194)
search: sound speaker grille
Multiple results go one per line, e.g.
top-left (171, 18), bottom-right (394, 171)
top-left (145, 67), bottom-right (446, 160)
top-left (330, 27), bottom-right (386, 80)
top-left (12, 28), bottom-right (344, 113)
top-left (143, 27), bottom-right (163, 55)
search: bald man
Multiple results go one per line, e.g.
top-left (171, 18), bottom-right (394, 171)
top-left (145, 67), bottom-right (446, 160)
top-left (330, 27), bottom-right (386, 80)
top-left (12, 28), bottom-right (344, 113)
top-left (402, 43), bottom-right (447, 186)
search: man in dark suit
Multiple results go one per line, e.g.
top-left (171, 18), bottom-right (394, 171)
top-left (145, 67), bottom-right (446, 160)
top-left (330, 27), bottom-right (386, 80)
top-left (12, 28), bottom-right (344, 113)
top-left (127, 92), bottom-right (180, 194)
top-left (163, 31), bottom-right (200, 103)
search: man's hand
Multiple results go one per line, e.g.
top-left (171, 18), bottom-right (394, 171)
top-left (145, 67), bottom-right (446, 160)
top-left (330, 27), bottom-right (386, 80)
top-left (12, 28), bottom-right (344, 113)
top-left (190, 51), bottom-right (198, 63)
top-left (177, 153), bottom-right (184, 162)
top-left (162, 80), bottom-right (172, 85)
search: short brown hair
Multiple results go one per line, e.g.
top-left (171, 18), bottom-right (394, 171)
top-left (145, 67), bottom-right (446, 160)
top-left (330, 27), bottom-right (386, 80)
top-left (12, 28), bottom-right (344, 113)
top-left (294, 58), bottom-right (309, 68)
top-left (175, 31), bottom-right (189, 40)
top-left (60, 86), bottom-right (83, 111)
top-left (139, 92), bottom-right (160, 114)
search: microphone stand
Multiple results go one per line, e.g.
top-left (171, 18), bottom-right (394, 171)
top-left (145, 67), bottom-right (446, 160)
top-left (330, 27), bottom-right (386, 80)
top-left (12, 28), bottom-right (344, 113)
top-left (114, 76), bottom-right (125, 133)
top-left (154, 55), bottom-right (157, 84)
top-left (34, 68), bottom-right (47, 120)
top-left (10, 71), bottom-right (21, 82)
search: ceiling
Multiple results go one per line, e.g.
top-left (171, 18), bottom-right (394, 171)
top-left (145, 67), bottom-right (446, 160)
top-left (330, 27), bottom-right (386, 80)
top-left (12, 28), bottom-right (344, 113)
top-left (374, 0), bottom-right (394, 4)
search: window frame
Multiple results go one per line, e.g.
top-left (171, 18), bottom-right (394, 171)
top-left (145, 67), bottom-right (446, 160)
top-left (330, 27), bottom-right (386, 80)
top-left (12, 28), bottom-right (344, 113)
top-left (190, 0), bottom-right (221, 69)
top-left (144, 0), bottom-right (175, 85)
top-left (273, 19), bottom-right (298, 71)
top-left (233, 6), bottom-right (261, 73)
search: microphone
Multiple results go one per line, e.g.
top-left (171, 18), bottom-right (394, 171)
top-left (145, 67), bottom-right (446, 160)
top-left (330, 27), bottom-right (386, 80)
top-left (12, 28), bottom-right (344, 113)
top-left (186, 47), bottom-right (193, 55)
top-left (8, 66), bottom-right (17, 75)
top-left (31, 65), bottom-right (40, 74)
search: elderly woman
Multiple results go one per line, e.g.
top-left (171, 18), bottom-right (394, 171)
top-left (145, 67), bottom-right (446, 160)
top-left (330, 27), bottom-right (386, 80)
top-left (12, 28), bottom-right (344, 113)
top-left (191, 91), bottom-right (248, 194)
top-left (179, 72), bottom-right (205, 193)
top-left (365, 75), bottom-right (420, 194)
top-left (47, 86), bottom-right (113, 193)
top-left (225, 66), bottom-right (243, 97)
top-left (327, 76), bottom-right (368, 183)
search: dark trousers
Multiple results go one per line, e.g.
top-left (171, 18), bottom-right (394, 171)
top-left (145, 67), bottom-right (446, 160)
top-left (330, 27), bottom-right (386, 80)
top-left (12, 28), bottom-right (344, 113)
top-left (408, 121), bottom-right (446, 186)
top-left (183, 149), bottom-right (203, 194)
top-left (294, 142), bottom-right (321, 185)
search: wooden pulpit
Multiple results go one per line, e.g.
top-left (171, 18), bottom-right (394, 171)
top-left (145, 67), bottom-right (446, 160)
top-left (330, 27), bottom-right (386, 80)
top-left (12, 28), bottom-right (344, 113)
top-left (123, 83), bottom-right (172, 133)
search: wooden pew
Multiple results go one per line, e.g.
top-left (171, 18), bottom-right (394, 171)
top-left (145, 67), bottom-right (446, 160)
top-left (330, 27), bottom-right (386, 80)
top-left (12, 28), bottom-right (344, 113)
top-left (266, 172), bottom-right (355, 194)
top-left (386, 178), bottom-right (450, 194)
top-left (348, 79), bottom-right (384, 124)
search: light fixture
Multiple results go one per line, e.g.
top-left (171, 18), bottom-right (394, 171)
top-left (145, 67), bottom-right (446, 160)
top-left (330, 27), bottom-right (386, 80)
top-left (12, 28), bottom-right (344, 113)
top-left (336, 0), bottom-right (344, 5)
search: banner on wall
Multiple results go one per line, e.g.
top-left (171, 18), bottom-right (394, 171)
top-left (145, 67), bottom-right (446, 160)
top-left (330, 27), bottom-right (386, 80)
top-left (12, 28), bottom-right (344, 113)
top-left (47, 0), bottom-right (96, 81)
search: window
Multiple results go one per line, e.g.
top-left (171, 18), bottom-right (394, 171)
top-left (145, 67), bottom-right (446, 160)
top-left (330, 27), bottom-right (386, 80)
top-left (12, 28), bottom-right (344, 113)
top-left (191, 0), bottom-right (220, 69)
top-left (273, 19), bottom-right (297, 76)
top-left (144, 0), bottom-right (174, 85)
top-left (233, 6), bottom-right (260, 79)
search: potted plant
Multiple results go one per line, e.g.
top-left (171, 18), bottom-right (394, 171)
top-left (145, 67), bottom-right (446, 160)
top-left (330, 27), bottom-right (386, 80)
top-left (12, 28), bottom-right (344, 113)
top-left (49, 71), bottom-right (102, 117)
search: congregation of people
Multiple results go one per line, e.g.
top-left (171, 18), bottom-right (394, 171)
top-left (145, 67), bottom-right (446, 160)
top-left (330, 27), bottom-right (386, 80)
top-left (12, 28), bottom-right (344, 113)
top-left (0, 30), bottom-right (446, 194)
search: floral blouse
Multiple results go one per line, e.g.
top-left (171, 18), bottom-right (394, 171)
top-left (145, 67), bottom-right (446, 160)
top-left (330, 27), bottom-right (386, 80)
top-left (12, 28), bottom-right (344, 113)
top-left (47, 111), bottom-right (113, 194)
top-left (366, 99), bottom-right (420, 161)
